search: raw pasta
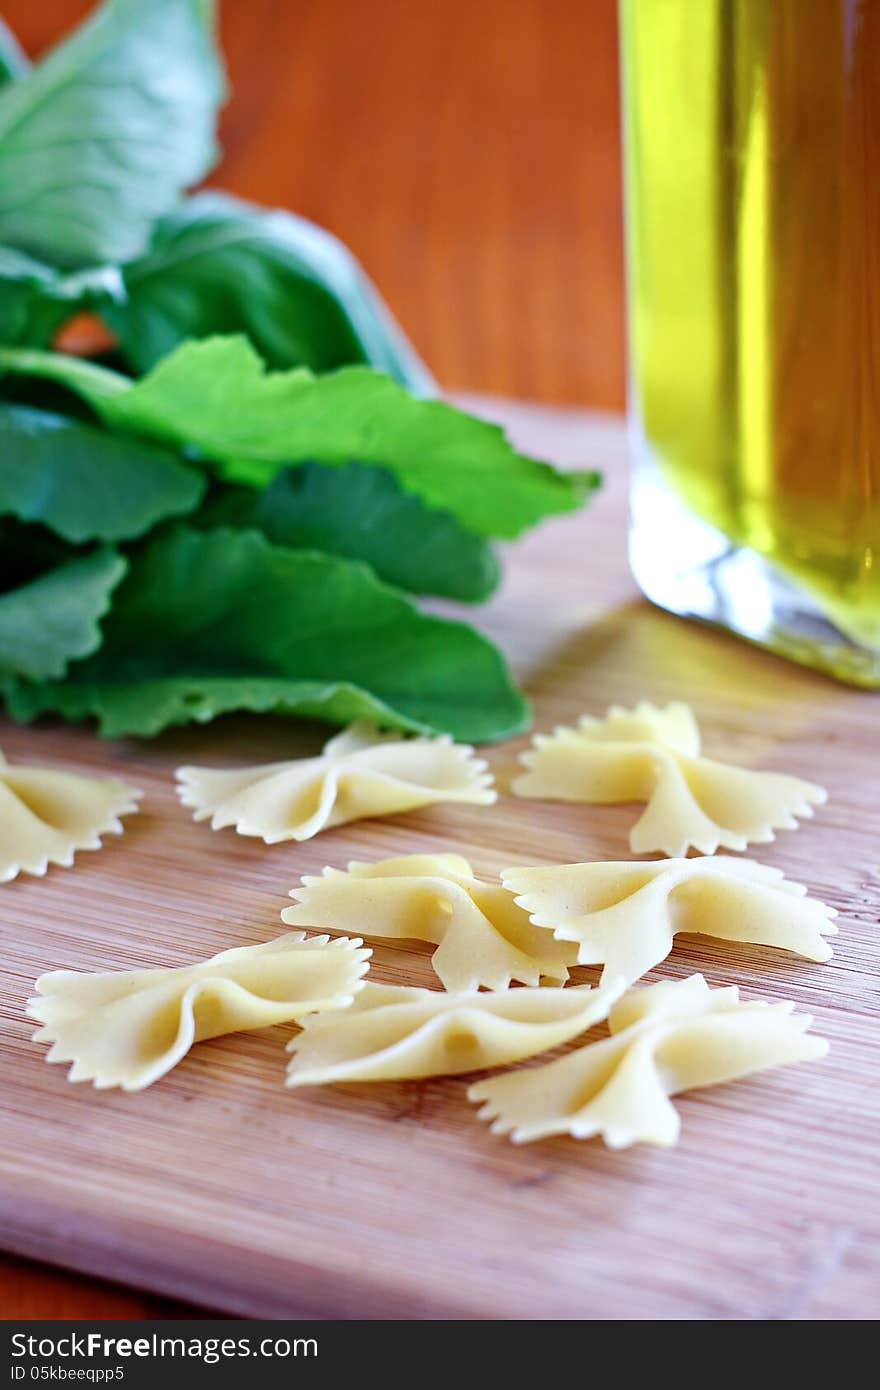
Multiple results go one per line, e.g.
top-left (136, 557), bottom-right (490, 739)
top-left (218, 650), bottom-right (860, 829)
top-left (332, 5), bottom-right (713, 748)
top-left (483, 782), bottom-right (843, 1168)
top-left (502, 857), bottom-right (836, 985)
top-left (283, 853), bottom-right (578, 992)
top-left (469, 974), bottom-right (828, 1147)
top-left (512, 701), bottom-right (827, 856)
top-left (286, 976), bottom-right (625, 1086)
top-left (176, 720), bottom-right (495, 843)
top-left (28, 932), bottom-right (371, 1091)
top-left (0, 747), bottom-right (140, 882)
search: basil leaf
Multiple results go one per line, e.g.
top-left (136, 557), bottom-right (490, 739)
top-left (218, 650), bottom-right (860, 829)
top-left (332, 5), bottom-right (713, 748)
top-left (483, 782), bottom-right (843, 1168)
top-left (0, 546), bottom-right (126, 679)
top-left (0, 402), bottom-right (205, 542)
top-left (0, 0), bottom-right (224, 268)
top-left (107, 191), bottom-right (433, 392)
top-left (0, 248), bottom-right (72, 345)
top-left (0, 246), bottom-right (123, 346)
top-left (3, 526), bottom-right (528, 740)
top-left (199, 461), bottom-right (499, 602)
top-left (0, 19), bottom-right (28, 86)
top-left (0, 339), bottom-right (598, 539)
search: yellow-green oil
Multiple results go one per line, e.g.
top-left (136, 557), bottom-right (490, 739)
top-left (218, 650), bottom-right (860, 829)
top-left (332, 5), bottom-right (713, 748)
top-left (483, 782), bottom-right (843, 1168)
top-left (621, 0), bottom-right (880, 653)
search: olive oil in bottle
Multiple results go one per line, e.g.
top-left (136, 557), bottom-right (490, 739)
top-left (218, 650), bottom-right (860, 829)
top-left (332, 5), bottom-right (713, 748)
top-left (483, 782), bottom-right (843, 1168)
top-left (622, 0), bottom-right (880, 680)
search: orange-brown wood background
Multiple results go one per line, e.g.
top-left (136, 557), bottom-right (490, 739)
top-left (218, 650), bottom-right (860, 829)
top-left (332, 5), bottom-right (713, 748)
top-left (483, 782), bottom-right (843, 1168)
top-left (0, 0), bottom-right (624, 1318)
top-left (4, 0), bottom-right (625, 407)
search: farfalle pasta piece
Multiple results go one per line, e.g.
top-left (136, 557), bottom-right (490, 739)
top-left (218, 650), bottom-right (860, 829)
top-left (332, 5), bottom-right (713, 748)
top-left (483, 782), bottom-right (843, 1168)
top-left (512, 700), bottom-right (827, 856)
top-left (283, 853), bottom-right (578, 992)
top-left (0, 747), bottom-right (140, 882)
top-left (28, 932), bottom-right (371, 1091)
top-left (286, 976), bottom-right (625, 1086)
top-left (503, 856), bottom-right (836, 985)
top-left (176, 720), bottom-right (495, 844)
top-left (469, 974), bottom-right (828, 1147)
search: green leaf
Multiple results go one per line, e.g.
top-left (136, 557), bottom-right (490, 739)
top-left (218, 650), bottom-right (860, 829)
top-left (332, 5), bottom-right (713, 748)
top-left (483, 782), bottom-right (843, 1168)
top-left (3, 527), bottom-right (528, 740)
top-left (0, 402), bottom-right (205, 542)
top-left (0, 546), bottom-right (127, 680)
top-left (0, 246), bottom-right (123, 346)
top-left (0, 339), bottom-right (598, 539)
top-left (0, 0), bottom-right (224, 268)
top-left (0, 343), bottom-right (126, 410)
top-left (106, 191), bottom-right (433, 392)
top-left (0, 249), bottom-right (68, 347)
top-left (0, 19), bottom-right (29, 86)
top-left (199, 462), bottom-right (500, 602)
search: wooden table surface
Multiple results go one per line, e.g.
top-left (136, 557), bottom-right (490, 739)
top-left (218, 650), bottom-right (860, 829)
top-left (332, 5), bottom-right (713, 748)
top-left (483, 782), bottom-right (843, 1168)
top-left (1, 401), bottom-right (878, 1321)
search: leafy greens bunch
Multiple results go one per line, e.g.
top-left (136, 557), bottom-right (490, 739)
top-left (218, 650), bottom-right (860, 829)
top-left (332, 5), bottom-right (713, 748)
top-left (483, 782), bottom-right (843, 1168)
top-left (0, 0), bottom-right (597, 743)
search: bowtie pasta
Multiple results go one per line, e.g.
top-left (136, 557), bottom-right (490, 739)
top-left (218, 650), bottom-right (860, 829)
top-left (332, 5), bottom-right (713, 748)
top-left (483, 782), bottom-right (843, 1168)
top-left (283, 853), bottom-right (577, 992)
top-left (469, 974), bottom-right (828, 1147)
top-left (286, 977), bottom-right (625, 1086)
top-left (29, 932), bottom-right (370, 1090)
top-left (502, 856), bottom-right (836, 984)
top-left (513, 701), bottom-right (826, 856)
top-left (0, 747), bottom-right (140, 882)
top-left (176, 720), bottom-right (496, 844)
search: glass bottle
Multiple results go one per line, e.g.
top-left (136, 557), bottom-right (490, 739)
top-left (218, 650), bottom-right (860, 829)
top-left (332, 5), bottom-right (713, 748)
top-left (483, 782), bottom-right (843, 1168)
top-left (621, 0), bottom-right (880, 684)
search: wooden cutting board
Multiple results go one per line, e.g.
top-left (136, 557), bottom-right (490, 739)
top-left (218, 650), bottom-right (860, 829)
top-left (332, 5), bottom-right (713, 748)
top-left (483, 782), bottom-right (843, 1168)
top-left (1, 400), bottom-right (877, 1321)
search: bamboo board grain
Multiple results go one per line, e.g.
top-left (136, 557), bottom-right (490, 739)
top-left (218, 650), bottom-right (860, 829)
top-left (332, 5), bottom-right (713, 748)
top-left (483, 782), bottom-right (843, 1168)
top-left (0, 400), bottom-right (878, 1321)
